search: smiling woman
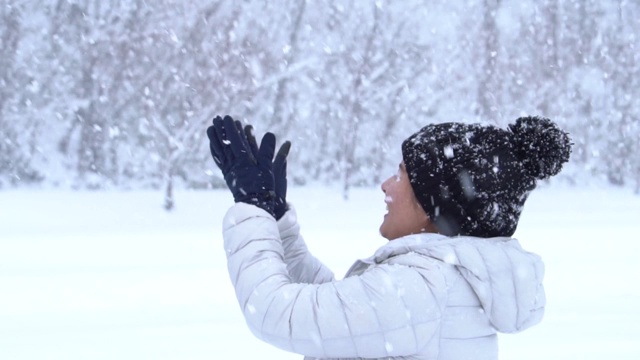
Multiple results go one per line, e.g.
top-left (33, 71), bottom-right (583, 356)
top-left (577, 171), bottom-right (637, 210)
top-left (379, 162), bottom-right (436, 240)
top-left (206, 115), bottom-right (571, 360)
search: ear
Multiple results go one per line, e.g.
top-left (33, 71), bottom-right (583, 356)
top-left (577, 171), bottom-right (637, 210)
top-left (415, 201), bottom-right (438, 234)
top-left (423, 217), bottom-right (439, 234)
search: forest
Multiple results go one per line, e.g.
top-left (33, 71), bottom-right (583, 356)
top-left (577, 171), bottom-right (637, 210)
top-left (1, 0), bottom-right (638, 203)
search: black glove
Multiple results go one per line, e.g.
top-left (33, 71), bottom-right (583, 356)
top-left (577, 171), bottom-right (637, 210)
top-left (244, 124), bottom-right (291, 220)
top-left (207, 115), bottom-right (276, 216)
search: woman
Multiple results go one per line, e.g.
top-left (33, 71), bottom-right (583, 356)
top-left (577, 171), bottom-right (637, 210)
top-left (206, 115), bottom-right (571, 359)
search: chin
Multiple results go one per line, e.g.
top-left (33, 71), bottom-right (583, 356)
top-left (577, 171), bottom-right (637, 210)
top-left (379, 224), bottom-right (390, 240)
top-left (379, 227), bottom-right (395, 241)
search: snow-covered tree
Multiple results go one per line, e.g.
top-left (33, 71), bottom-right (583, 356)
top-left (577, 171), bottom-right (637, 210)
top-left (1, 0), bottom-right (638, 199)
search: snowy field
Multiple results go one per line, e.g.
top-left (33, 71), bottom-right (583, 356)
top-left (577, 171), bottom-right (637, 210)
top-left (1, 185), bottom-right (639, 360)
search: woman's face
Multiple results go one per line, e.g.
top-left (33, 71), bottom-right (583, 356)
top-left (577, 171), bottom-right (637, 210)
top-left (379, 162), bottom-right (432, 240)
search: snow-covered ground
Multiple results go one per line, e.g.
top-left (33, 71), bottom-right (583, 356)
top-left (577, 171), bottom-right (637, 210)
top-left (1, 185), bottom-right (638, 360)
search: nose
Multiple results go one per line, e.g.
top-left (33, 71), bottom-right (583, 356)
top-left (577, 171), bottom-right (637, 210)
top-left (381, 176), bottom-right (391, 193)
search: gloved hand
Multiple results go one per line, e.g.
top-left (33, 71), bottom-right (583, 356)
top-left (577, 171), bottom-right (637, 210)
top-left (244, 124), bottom-right (291, 220)
top-left (207, 115), bottom-right (277, 217)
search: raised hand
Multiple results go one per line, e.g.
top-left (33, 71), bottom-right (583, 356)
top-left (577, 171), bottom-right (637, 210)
top-left (206, 115), bottom-right (276, 217)
top-left (272, 140), bottom-right (291, 220)
top-left (244, 124), bottom-right (291, 220)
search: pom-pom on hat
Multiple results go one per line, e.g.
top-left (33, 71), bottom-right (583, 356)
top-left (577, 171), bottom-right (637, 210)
top-left (401, 116), bottom-right (571, 238)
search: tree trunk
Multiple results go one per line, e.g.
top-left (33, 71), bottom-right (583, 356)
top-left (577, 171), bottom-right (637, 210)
top-left (270, 0), bottom-right (307, 135)
top-left (164, 167), bottom-right (174, 211)
top-left (341, 2), bottom-right (380, 199)
top-left (477, 0), bottom-right (500, 120)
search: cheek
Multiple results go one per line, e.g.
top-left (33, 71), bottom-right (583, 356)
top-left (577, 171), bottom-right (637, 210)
top-left (397, 188), bottom-right (415, 208)
top-left (399, 190), bottom-right (427, 224)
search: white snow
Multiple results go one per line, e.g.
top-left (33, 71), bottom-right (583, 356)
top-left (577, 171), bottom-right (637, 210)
top-left (1, 185), bottom-right (639, 359)
top-left (444, 145), bottom-right (454, 159)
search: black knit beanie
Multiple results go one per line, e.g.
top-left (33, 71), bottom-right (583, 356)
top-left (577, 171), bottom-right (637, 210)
top-left (401, 116), bottom-right (572, 238)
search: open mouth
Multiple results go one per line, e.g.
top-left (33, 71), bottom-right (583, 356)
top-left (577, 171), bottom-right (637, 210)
top-left (384, 196), bottom-right (393, 215)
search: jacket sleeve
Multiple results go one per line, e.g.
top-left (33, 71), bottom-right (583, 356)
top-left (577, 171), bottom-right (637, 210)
top-left (223, 203), bottom-right (447, 359)
top-left (277, 205), bottom-right (335, 284)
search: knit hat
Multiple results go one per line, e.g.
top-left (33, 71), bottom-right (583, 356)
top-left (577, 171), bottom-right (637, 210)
top-left (401, 116), bottom-right (572, 238)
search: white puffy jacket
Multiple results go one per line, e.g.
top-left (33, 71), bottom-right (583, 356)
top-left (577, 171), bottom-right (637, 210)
top-left (222, 203), bottom-right (545, 360)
